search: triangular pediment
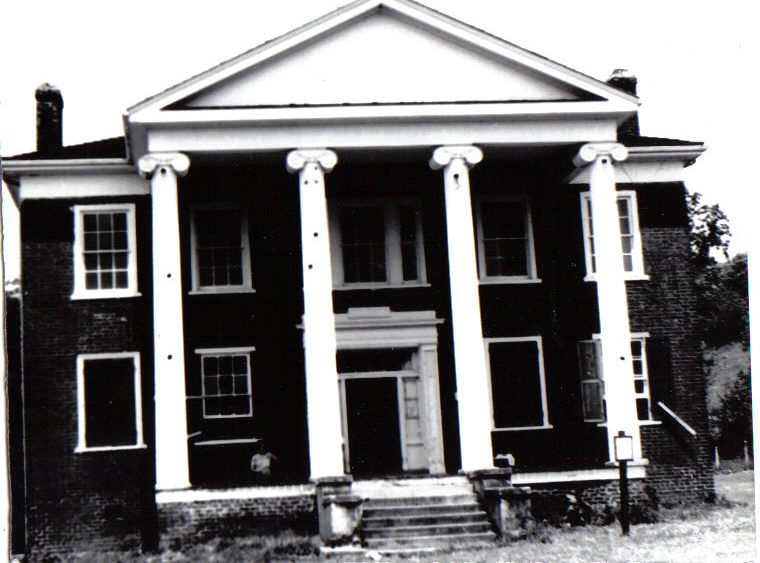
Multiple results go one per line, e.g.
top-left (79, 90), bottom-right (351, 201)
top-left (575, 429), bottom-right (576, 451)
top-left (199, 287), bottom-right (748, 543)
top-left (128, 0), bottom-right (637, 118)
top-left (178, 12), bottom-right (592, 108)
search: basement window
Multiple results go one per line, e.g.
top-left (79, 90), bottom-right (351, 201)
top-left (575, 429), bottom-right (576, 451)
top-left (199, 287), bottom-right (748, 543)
top-left (76, 352), bottom-right (144, 452)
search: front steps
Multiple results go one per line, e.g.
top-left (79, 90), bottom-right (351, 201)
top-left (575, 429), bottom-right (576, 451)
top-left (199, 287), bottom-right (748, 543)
top-left (354, 476), bottom-right (497, 551)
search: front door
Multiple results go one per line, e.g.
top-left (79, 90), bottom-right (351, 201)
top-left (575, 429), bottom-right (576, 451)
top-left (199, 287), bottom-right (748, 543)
top-left (344, 377), bottom-right (402, 476)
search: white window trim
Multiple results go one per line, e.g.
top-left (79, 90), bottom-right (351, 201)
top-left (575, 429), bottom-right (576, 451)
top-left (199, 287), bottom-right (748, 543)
top-left (189, 203), bottom-right (255, 295)
top-left (590, 332), bottom-right (659, 426)
top-left (71, 203), bottom-right (140, 300)
top-left (195, 346), bottom-right (255, 419)
top-left (579, 190), bottom-right (649, 282)
top-left (75, 352), bottom-right (145, 453)
top-left (476, 195), bottom-right (540, 284)
top-left (484, 335), bottom-right (552, 431)
top-left (329, 199), bottom-right (428, 289)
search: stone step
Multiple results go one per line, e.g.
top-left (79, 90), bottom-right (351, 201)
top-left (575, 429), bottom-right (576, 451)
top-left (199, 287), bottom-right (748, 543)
top-left (362, 510), bottom-right (488, 529)
top-left (363, 521), bottom-right (493, 539)
top-left (361, 493), bottom-right (477, 507)
top-left (363, 531), bottom-right (497, 549)
top-left (362, 501), bottom-right (481, 518)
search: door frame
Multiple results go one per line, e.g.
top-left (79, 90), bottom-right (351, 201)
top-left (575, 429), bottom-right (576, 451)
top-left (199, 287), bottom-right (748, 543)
top-left (334, 307), bottom-right (446, 474)
top-left (339, 370), bottom-right (413, 475)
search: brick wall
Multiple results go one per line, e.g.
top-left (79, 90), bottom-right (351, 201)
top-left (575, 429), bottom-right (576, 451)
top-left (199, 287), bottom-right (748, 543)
top-left (158, 493), bottom-right (316, 550)
top-left (625, 183), bottom-right (714, 503)
top-left (20, 198), bottom-right (156, 556)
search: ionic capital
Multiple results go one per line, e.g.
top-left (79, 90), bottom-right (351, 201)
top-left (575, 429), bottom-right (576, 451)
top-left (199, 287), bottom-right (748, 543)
top-left (286, 149), bottom-right (338, 174)
top-left (429, 145), bottom-right (483, 171)
top-left (138, 152), bottom-right (190, 179)
top-left (573, 143), bottom-right (628, 168)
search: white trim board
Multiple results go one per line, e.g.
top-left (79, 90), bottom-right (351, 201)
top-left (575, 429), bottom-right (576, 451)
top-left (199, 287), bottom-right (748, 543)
top-left (156, 484), bottom-right (314, 504)
top-left (511, 466), bottom-right (647, 485)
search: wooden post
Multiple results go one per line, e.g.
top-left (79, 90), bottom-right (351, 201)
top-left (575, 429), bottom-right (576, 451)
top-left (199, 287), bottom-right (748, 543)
top-left (619, 459), bottom-right (630, 535)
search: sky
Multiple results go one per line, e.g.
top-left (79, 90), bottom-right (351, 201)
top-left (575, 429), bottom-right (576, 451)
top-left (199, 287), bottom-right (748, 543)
top-left (1, 0), bottom-right (758, 280)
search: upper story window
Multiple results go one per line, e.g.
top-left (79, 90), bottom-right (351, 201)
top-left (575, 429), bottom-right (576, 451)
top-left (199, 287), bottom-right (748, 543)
top-left (76, 352), bottom-right (144, 452)
top-left (580, 191), bottom-right (647, 281)
top-left (190, 205), bottom-right (253, 294)
top-left (485, 336), bottom-right (550, 431)
top-left (196, 347), bottom-right (255, 418)
top-left (330, 200), bottom-right (426, 288)
top-left (475, 197), bottom-right (539, 283)
top-left (72, 204), bottom-right (139, 300)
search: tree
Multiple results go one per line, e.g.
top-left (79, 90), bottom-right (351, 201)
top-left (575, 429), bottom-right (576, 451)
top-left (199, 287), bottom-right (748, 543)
top-left (687, 192), bottom-right (731, 270)
top-left (687, 192), bottom-right (751, 459)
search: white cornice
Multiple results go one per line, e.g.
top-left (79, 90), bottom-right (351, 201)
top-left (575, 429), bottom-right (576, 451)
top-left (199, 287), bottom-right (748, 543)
top-left (626, 145), bottom-right (706, 163)
top-left (2, 159), bottom-right (133, 177)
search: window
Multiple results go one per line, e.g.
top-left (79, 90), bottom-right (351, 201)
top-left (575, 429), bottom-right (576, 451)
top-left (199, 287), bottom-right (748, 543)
top-left (197, 348), bottom-right (255, 418)
top-left (577, 340), bottom-right (604, 422)
top-left (580, 191), bottom-right (646, 280)
top-left (485, 337), bottom-right (550, 430)
top-left (475, 197), bottom-right (538, 282)
top-left (631, 337), bottom-right (653, 421)
top-left (578, 334), bottom-right (653, 423)
top-left (190, 205), bottom-right (253, 293)
top-left (72, 204), bottom-right (138, 299)
top-left (76, 352), bottom-right (144, 452)
top-left (330, 201), bottom-right (426, 287)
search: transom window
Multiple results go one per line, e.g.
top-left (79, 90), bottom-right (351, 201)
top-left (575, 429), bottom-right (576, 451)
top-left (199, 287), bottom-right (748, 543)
top-left (72, 204), bottom-right (138, 299)
top-left (190, 206), bottom-right (253, 293)
top-left (197, 348), bottom-right (254, 418)
top-left (76, 352), bottom-right (144, 452)
top-left (580, 191), bottom-right (646, 280)
top-left (475, 197), bottom-right (538, 282)
top-left (485, 337), bottom-right (550, 430)
top-left (331, 201), bottom-right (426, 287)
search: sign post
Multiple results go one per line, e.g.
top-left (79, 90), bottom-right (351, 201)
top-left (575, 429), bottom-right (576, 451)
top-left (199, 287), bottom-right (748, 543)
top-left (614, 430), bottom-right (633, 536)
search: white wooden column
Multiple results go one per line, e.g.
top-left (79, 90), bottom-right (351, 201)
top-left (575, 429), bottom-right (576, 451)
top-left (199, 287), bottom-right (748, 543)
top-left (430, 145), bottom-right (494, 472)
top-left (138, 152), bottom-right (191, 490)
top-left (574, 143), bottom-right (643, 462)
top-left (287, 149), bottom-right (345, 480)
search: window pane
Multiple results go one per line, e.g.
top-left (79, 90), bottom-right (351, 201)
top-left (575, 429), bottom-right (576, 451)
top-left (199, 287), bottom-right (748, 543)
top-left (399, 206), bottom-right (419, 282)
top-left (201, 353), bottom-right (252, 417)
top-left (636, 398), bottom-right (650, 420)
top-left (340, 207), bottom-right (387, 283)
top-left (480, 201), bottom-right (528, 278)
top-left (581, 380), bottom-right (605, 422)
top-left (489, 341), bottom-right (543, 428)
top-left (83, 358), bottom-right (137, 447)
top-left (195, 209), bottom-right (246, 288)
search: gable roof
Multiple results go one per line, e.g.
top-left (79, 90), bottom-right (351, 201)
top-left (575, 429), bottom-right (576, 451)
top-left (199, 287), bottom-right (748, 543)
top-left (127, 0), bottom-right (638, 118)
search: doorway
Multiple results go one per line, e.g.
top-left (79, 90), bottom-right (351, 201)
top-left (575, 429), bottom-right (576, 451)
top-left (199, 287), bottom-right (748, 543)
top-left (344, 377), bottom-right (402, 476)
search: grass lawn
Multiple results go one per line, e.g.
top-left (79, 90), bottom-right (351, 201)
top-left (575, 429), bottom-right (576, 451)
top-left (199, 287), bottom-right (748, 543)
top-left (48, 471), bottom-right (755, 562)
top-left (415, 470), bottom-right (756, 563)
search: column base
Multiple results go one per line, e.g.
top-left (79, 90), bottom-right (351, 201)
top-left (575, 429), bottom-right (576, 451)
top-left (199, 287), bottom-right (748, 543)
top-left (314, 476), bottom-right (362, 546)
top-left (465, 468), bottom-right (532, 539)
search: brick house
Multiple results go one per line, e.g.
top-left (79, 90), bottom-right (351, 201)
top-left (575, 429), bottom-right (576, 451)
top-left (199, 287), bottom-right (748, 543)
top-left (3, 0), bottom-right (713, 556)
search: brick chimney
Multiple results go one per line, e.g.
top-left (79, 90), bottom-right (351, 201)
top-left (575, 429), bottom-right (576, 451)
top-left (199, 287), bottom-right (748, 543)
top-left (606, 69), bottom-right (640, 139)
top-left (35, 83), bottom-right (63, 154)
